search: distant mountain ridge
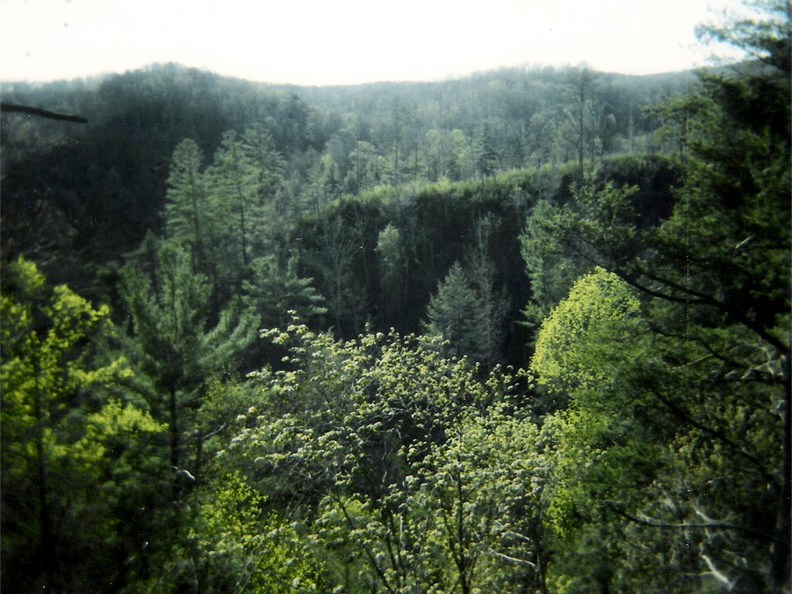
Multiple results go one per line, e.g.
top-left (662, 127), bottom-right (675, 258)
top-left (1, 61), bottom-right (696, 295)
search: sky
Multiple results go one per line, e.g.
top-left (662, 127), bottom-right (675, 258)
top-left (1, 0), bottom-right (748, 86)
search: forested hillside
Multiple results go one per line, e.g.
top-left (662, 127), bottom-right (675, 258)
top-left (1, 1), bottom-right (789, 592)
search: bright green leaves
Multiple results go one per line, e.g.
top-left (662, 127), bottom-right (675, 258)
top-left (531, 267), bottom-right (643, 399)
top-left (415, 413), bottom-right (546, 593)
top-left (528, 268), bottom-right (670, 589)
top-left (213, 322), bottom-right (543, 593)
top-left (179, 473), bottom-right (321, 594)
top-left (1, 257), bottom-right (165, 592)
top-left (71, 399), bottom-right (163, 468)
top-left (1, 256), bottom-right (138, 465)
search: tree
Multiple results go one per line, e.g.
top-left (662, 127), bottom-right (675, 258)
top-left (164, 139), bottom-right (207, 262)
top-left (206, 130), bottom-right (261, 273)
top-left (521, 5), bottom-right (791, 587)
top-left (242, 252), bottom-right (326, 329)
top-left (520, 199), bottom-right (589, 333)
top-left (220, 322), bottom-right (530, 593)
top-left (119, 240), bottom-right (257, 473)
top-left (1, 256), bottom-right (165, 592)
top-left (375, 222), bottom-right (405, 316)
top-left (133, 471), bottom-right (322, 593)
top-left (301, 153), bottom-right (341, 217)
top-left (424, 261), bottom-right (483, 361)
top-left (306, 215), bottom-right (367, 336)
top-left (415, 413), bottom-right (548, 594)
top-left (242, 122), bottom-right (285, 206)
top-left (473, 122), bottom-right (500, 180)
top-left (425, 223), bottom-right (509, 367)
top-left (163, 138), bottom-right (227, 305)
top-left (559, 64), bottom-right (599, 178)
top-left (464, 215), bottom-right (510, 367)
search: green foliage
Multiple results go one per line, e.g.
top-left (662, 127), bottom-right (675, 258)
top-left (424, 261), bottom-right (482, 360)
top-left (305, 215), bottom-right (368, 335)
top-left (521, 7), bottom-right (791, 588)
top-left (208, 321), bottom-right (543, 592)
top-left (136, 471), bottom-right (321, 593)
top-left (119, 239), bottom-right (258, 469)
top-left (1, 256), bottom-right (166, 592)
top-left (2, 7), bottom-right (788, 592)
top-left (531, 267), bottom-right (643, 396)
top-left (413, 413), bottom-right (547, 593)
top-left (424, 249), bottom-right (509, 366)
top-left (165, 138), bottom-right (209, 254)
top-left (243, 253), bottom-right (326, 328)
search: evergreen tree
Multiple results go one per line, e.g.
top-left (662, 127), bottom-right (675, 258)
top-left (464, 215), bottom-right (510, 367)
top-left (164, 138), bottom-right (208, 264)
top-left (163, 138), bottom-right (226, 304)
top-left (207, 130), bottom-right (261, 274)
top-left (424, 261), bottom-right (483, 361)
top-left (242, 252), bottom-right (326, 329)
top-left (473, 122), bottom-right (500, 180)
top-left (242, 122), bottom-right (285, 206)
top-left (119, 240), bottom-right (258, 473)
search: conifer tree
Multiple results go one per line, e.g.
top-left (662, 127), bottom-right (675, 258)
top-left (207, 130), bottom-right (261, 273)
top-left (241, 122), bottom-right (286, 211)
top-left (242, 252), bottom-right (326, 329)
top-left (164, 139), bottom-right (208, 264)
top-left (163, 138), bottom-right (227, 304)
top-left (424, 261), bottom-right (483, 361)
top-left (119, 240), bottom-right (258, 472)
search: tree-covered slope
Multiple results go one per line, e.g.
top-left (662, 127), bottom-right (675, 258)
top-left (1, 3), bottom-right (789, 590)
top-left (2, 62), bottom-right (690, 295)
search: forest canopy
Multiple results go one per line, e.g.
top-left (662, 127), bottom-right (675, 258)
top-left (1, 2), bottom-right (790, 592)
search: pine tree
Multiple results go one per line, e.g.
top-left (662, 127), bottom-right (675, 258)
top-left (163, 139), bottom-right (225, 304)
top-left (119, 240), bottom-right (258, 473)
top-left (241, 123), bottom-right (285, 210)
top-left (242, 252), bottom-right (326, 329)
top-left (207, 130), bottom-right (261, 273)
top-left (424, 261), bottom-right (483, 361)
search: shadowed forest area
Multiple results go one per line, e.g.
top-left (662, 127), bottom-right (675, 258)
top-left (1, 1), bottom-right (790, 592)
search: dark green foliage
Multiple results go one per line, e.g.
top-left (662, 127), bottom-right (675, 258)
top-left (242, 252), bottom-right (326, 329)
top-left (119, 239), bottom-right (258, 469)
top-left (521, 4), bottom-right (791, 589)
top-left (1, 5), bottom-right (788, 591)
top-left (2, 61), bottom-right (691, 302)
top-left (424, 261), bottom-right (484, 359)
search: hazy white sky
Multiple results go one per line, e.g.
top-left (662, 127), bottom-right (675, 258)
top-left (1, 0), bottom-right (746, 85)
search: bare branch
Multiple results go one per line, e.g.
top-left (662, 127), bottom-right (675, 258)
top-left (701, 553), bottom-right (734, 590)
top-left (487, 548), bottom-right (537, 569)
top-left (1, 102), bottom-right (88, 124)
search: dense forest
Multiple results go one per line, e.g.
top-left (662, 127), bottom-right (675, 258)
top-left (1, 1), bottom-right (790, 592)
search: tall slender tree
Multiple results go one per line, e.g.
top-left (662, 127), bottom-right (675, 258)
top-left (119, 241), bottom-right (257, 473)
top-left (207, 130), bottom-right (261, 273)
